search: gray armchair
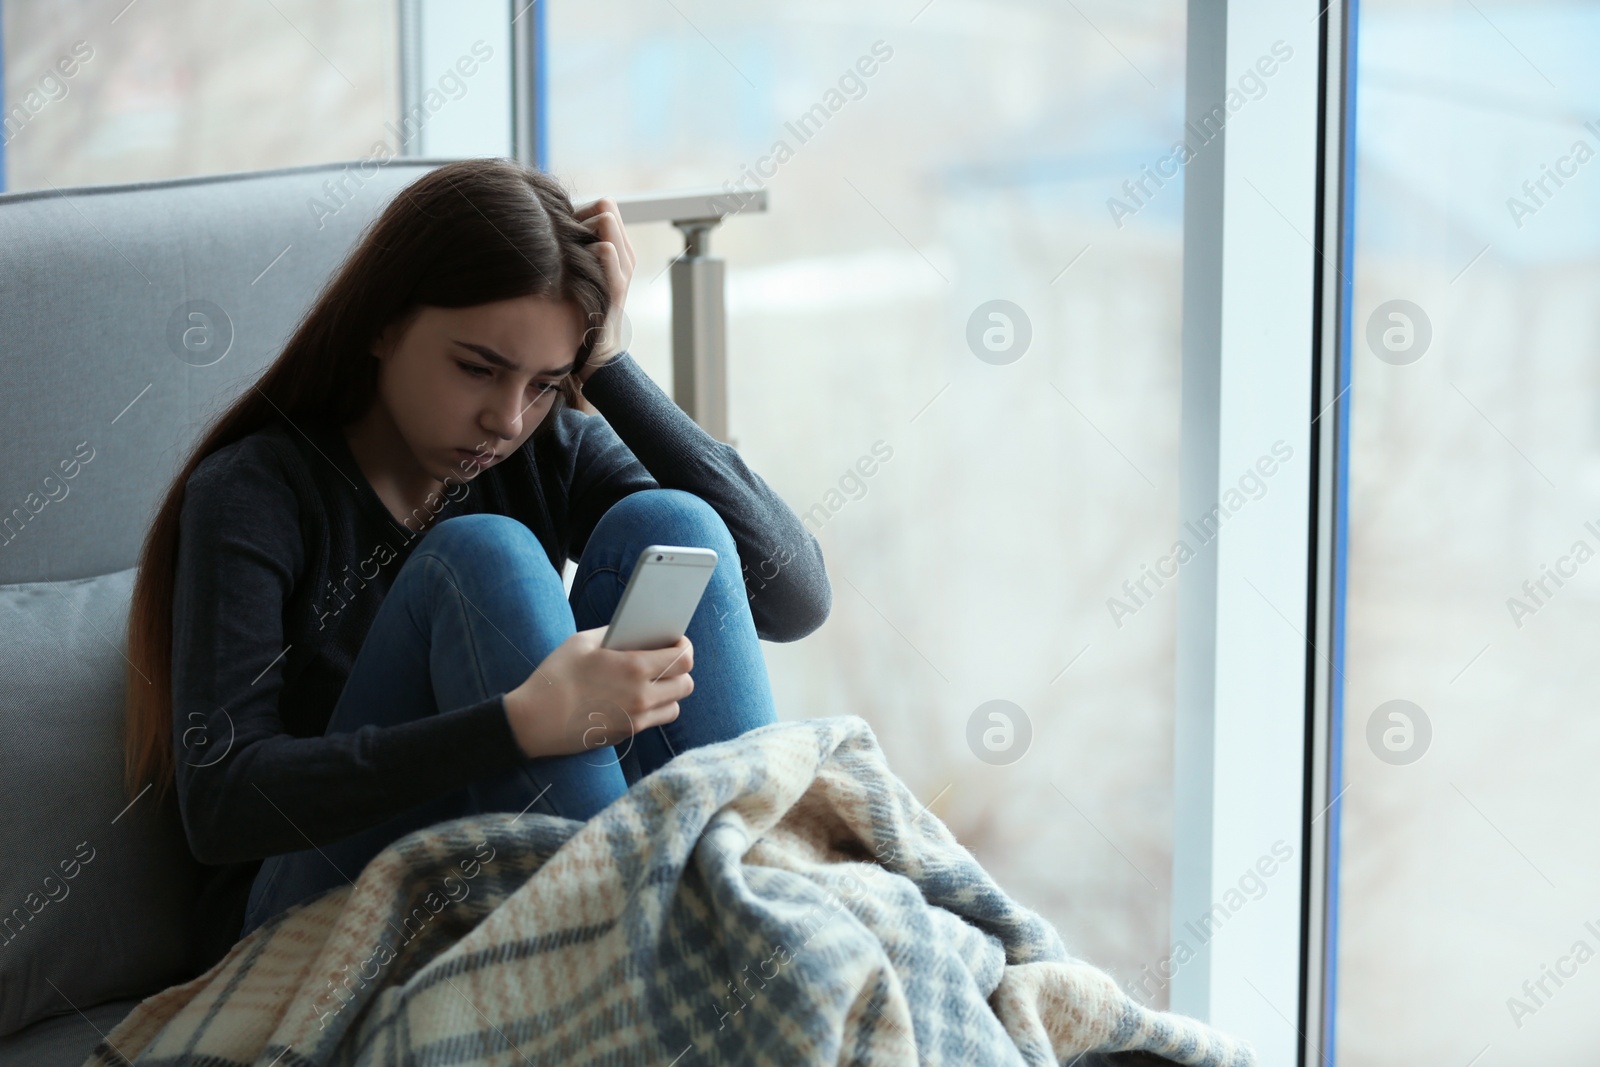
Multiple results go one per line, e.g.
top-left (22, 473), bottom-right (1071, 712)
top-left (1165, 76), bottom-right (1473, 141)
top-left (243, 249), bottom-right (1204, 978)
top-left (0, 159), bottom-right (457, 1066)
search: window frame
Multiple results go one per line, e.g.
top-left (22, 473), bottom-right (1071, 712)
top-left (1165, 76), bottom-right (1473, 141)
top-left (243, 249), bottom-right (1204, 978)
top-left (1171, 0), bottom-right (1353, 1063)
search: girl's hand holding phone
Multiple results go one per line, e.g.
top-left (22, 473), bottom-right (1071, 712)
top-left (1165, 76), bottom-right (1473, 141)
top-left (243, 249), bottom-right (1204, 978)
top-left (504, 627), bottom-right (692, 759)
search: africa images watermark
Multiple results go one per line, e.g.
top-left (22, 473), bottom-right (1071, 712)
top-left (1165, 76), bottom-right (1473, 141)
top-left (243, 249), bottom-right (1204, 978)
top-left (2, 841), bottom-right (97, 949)
top-left (709, 40), bottom-right (895, 218)
top-left (1106, 440), bottom-right (1295, 629)
top-left (310, 473), bottom-right (471, 631)
top-left (1, 441), bottom-right (97, 550)
top-left (1505, 118), bottom-right (1600, 230)
top-left (308, 834), bottom-right (499, 1029)
top-left (1505, 916), bottom-right (1600, 1031)
top-left (307, 39), bottom-right (496, 231)
top-left (1127, 839), bottom-right (1295, 1004)
top-left (312, 437), bottom-right (502, 631)
top-left (1107, 39), bottom-right (1294, 229)
top-left (1503, 516), bottom-right (1600, 630)
top-left (2, 40), bottom-right (94, 147)
top-left (800, 439), bottom-right (895, 535)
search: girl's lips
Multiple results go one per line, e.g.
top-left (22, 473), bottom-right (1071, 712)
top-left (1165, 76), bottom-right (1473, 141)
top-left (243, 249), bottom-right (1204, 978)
top-left (456, 449), bottom-right (495, 468)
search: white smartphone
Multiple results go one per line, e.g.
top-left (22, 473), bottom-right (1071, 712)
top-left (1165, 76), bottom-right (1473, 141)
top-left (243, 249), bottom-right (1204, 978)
top-left (600, 545), bottom-right (720, 651)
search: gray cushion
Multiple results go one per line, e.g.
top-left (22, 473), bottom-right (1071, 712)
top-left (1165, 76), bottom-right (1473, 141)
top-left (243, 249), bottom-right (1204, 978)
top-left (0, 158), bottom-right (456, 586)
top-left (0, 568), bottom-right (199, 1036)
top-left (0, 997), bottom-right (141, 1067)
top-left (0, 157), bottom-right (462, 1037)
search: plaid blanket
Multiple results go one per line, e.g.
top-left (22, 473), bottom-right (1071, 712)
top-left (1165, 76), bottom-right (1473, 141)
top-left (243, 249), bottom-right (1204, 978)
top-left (85, 715), bottom-right (1254, 1066)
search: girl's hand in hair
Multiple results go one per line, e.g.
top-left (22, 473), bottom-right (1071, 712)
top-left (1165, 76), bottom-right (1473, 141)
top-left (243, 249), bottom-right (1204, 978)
top-left (503, 627), bottom-right (692, 759)
top-left (574, 197), bottom-right (636, 385)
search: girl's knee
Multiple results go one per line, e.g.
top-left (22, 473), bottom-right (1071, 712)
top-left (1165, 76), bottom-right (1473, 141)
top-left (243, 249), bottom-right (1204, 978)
top-left (607, 489), bottom-right (734, 551)
top-left (415, 514), bottom-right (551, 572)
top-left (421, 513), bottom-right (529, 551)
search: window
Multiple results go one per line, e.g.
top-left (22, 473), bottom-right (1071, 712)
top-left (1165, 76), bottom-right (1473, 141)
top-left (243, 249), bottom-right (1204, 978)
top-left (1336, 2), bottom-right (1600, 1059)
top-left (549, 0), bottom-right (1189, 995)
top-left (1, 0), bottom-right (399, 191)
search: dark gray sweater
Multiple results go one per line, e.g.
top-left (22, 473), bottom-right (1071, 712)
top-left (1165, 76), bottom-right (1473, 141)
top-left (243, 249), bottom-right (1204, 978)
top-left (170, 351), bottom-right (830, 971)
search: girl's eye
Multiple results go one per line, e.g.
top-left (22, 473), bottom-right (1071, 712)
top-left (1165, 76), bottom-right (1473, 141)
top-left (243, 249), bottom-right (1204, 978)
top-left (458, 359), bottom-right (559, 395)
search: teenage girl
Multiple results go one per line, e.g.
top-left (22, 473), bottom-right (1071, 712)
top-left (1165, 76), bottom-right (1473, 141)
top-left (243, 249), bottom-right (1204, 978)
top-left (120, 159), bottom-right (831, 972)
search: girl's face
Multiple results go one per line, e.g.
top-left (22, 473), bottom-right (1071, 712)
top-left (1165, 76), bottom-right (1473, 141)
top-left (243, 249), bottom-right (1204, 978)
top-left (369, 295), bottom-right (587, 483)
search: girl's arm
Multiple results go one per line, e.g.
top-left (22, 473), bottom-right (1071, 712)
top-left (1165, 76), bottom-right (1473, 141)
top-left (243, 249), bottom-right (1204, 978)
top-left (553, 351), bottom-right (832, 643)
top-left (170, 439), bottom-right (529, 867)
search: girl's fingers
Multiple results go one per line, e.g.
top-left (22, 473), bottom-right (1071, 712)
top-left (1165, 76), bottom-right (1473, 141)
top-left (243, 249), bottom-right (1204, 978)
top-left (604, 214), bottom-right (636, 273)
top-left (643, 637), bottom-right (693, 680)
top-left (643, 672), bottom-right (693, 713)
top-left (593, 240), bottom-right (628, 298)
top-left (636, 701), bottom-right (681, 732)
top-left (579, 207), bottom-right (635, 272)
top-left (582, 222), bottom-right (630, 279)
top-left (612, 204), bottom-right (636, 268)
top-left (575, 200), bottom-right (633, 355)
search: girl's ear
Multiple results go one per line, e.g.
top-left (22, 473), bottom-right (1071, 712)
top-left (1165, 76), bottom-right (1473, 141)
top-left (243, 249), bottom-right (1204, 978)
top-left (370, 319), bottom-right (402, 362)
top-left (371, 306), bottom-right (421, 362)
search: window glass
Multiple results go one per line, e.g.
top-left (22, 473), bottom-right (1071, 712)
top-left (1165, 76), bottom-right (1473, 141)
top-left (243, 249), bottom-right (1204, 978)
top-left (550, 0), bottom-right (1188, 997)
top-left (2, 0), bottom-right (397, 191)
top-left (1338, 3), bottom-right (1600, 1059)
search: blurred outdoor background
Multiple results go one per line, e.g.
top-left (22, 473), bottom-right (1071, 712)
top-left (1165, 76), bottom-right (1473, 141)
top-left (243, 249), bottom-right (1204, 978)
top-left (9, 0), bottom-right (1598, 1060)
top-left (1339, 2), bottom-right (1600, 1064)
top-left (543, 1), bottom-right (1189, 1005)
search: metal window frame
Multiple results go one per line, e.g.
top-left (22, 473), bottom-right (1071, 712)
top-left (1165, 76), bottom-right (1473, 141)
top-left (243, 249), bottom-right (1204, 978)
top-left (0, 3), bottom-right (8, 194)
top-left (510, 0), bottom-right (546, 168)
top-left (1313, 0), bottom-right (1360, 1061)
top-left (1173, 0), bottom-right (1353, 1063)
top-left (397, 0), bottom-right (514, 158)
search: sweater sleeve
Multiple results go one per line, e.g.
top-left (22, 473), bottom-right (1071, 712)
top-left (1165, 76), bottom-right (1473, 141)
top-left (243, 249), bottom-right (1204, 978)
top-left (562, 351), bottom-right (832, 643)
top-left (170, 440), bottom-right (528, 866)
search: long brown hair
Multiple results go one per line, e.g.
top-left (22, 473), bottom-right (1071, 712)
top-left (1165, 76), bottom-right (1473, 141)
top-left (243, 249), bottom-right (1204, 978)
top-left (123, 158), bottom-right (612, 801)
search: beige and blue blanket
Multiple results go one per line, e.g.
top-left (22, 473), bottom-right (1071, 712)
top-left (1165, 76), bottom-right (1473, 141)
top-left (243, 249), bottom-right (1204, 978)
top-left (84, 715), bottom-right (1254, 1066)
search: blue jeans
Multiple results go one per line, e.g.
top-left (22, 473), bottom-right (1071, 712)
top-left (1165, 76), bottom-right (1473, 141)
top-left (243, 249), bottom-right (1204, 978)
top-left (239, 488), bottom-right (776, 938)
